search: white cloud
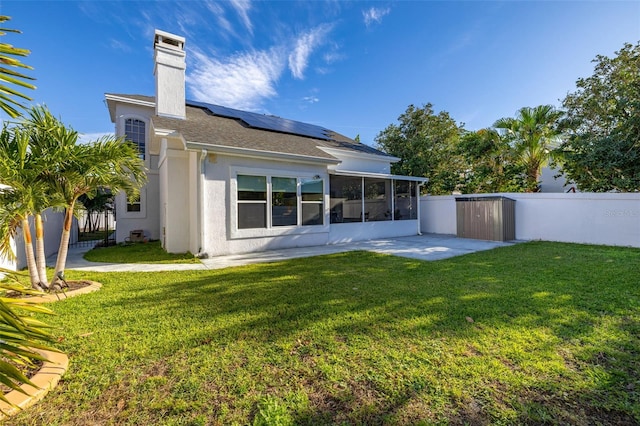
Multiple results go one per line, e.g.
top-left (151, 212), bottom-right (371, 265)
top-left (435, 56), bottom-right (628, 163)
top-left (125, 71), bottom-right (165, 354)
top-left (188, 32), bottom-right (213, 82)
top-left (187, 48), bottom-right (285, 110)
top-left (363, 7), bottom-right (390, 27)
top-left (229, 0), bottom-right (253, 35)
top-left (288, 24), bottom-right (333, 79)
top-left (303, 96), bottom-right (319, 104)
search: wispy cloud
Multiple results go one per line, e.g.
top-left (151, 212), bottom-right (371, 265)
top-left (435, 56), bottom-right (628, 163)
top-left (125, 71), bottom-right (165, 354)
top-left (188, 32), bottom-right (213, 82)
top-left (108, 38), bottom-right (132, 53)
top-left (363, 7), bottom-right (390, 27)
top-left (303, 95), bottom-right (319, 104)
top-left (229, 0), bottom-right (253, 35)
top-left (187, 48), bottom-right (285, 110)
top-left (288, 24), bottom-right (333, 79)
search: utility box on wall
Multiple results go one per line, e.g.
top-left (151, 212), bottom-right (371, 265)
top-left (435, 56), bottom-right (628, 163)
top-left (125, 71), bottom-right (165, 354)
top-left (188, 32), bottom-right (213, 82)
top-left (456, 196), bottom-right (516, 241)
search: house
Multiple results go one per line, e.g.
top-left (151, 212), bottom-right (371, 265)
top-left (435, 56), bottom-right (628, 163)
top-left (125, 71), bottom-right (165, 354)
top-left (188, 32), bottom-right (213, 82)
top-left (105, 30), bottom-right (426, 257)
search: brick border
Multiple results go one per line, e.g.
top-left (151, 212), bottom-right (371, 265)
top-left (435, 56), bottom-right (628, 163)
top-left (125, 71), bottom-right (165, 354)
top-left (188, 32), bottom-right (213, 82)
top-left (0, 349), bottom-right (69, 420)
top-left (0, 280), bottom-right (101, 419)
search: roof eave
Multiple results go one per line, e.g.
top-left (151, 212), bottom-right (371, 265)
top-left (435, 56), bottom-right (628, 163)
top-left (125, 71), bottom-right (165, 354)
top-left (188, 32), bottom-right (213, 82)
top-left (328, 169), bottom-right (428, 183)
top-left (318, 146), bottom-right (400, 163)
top-left (185, 141), bottom-right (341, 165)
top-left (104, 93), bottom-right (156, 123)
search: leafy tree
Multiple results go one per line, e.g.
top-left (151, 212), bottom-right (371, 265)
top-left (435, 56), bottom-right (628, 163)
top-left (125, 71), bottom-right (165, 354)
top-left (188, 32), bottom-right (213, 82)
top-left (0, 16), bottom-right (35, 118)
top-left (375, 103), bottom-right (465, 194)
top-left (558, 42), bottom-right (640, 192)
top-left (457, 129), bottom-right (527, 193)
top-left (494, 105), bottom-right (564, 192)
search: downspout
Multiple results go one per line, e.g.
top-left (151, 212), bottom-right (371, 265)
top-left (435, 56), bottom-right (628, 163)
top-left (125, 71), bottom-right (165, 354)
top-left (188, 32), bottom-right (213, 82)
top-left (198, 149), bottom-right (207, 257)
top-left (417, 183), bottom-right (423, 236)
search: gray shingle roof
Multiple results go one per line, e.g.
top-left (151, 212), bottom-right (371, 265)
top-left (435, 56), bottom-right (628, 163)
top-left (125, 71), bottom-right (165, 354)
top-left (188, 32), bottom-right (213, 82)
top-left (108, 94), bottom-right (392, 160)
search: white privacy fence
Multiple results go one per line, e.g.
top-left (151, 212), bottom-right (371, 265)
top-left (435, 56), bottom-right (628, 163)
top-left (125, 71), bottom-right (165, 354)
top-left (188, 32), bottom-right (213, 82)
top-left (421, 193), bottom-right (640, 248)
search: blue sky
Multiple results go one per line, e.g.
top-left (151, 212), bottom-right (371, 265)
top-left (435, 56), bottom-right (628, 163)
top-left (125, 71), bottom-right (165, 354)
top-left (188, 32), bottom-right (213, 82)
top-left (2, 1), bottom-right (639, 146)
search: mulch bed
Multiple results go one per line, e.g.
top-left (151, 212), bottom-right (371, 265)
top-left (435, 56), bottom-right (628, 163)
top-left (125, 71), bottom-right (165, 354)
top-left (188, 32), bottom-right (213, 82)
top-left (4, 280), bottom-right (93, 299)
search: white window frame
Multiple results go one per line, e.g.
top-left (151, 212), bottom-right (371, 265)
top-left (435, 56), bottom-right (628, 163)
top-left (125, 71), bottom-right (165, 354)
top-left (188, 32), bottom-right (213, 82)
top-left (120, 187), bottom-right (147, 219)
top-left (117, 114), bottom-right (150, 218)
top-left (230, 167), bottom-right (328, 239)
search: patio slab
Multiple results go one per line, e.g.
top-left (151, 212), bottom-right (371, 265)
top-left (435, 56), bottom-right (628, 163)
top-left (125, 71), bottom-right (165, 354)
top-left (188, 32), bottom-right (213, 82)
top-left (55, 234), bottom-right (517, 272)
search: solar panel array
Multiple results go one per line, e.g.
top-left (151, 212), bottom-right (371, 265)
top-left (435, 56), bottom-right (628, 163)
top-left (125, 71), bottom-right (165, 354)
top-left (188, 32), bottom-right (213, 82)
top-left (187, 100), bottom-right (334, 141)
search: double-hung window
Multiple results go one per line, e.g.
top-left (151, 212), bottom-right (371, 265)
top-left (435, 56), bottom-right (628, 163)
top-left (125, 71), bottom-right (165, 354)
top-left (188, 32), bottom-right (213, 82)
top-left (236, 174), bottom-right (324, 230)
top-left (237, 175), bottom-right (268, 229)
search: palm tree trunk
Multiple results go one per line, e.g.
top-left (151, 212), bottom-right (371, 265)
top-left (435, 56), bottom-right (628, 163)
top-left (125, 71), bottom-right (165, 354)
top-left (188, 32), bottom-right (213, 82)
top-left (34, 213), bottom-right (50, 289)
top-left (53, 201), bottom-right (75, 285)
top-left (22, 218), bottom-right (43, 291)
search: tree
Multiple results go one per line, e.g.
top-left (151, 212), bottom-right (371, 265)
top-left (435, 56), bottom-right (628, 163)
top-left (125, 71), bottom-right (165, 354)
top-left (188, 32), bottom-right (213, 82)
top-left (558, 42), bottom-right (640, 192)
top-left (0, 124), bottom-right (56, 291)
top-left (494, 105), bottom-right (564, 192)
top-left (0, 16), bottom-right (36, 118)
top-left (457, 129), bottom-right (527, 193)
top-left (375, 103), bottom-right (465, 195)
top-left (21, 106), bottom-right (147, 284)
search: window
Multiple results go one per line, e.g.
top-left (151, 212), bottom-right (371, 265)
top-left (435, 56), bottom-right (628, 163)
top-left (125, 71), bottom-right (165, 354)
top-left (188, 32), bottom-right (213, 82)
top-left (394, 180), bottom-right (417, 220)
top-left (125, 118), bottom-right (146, 160)
top-left (272, 177), bottom-right (297, 226)
top-left (330, 175), bottom-right (362, 223)
top-left (364, 177), bottom-right (392, 221)
top-left (126, 194), bottom-right (141, 212)
top-left (237, 175), bottom-right (267, 229)
top-left (236, 174), bottom-right (324, 230)
top-left (301, 179), bottom-right (323, 225)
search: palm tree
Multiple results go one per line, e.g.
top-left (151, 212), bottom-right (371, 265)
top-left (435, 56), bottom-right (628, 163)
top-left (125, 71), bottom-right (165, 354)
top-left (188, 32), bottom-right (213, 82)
top-left (20, 106), bottom-right (146, 283)
top-left (494, 105), bottom-right (564, 192)
top-left (0, 124), bottom-right (53, 290)
top-left (0, 16), bottom-right (36, 118)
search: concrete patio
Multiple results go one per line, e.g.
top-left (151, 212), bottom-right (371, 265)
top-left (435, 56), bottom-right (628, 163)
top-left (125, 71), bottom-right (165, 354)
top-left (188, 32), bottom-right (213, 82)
top-left (54, 234), bottom-right (517, 273)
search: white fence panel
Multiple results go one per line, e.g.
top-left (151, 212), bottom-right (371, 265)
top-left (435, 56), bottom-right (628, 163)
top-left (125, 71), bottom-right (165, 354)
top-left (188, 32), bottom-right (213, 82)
top-left (421, 193), bottom-right (640, 248)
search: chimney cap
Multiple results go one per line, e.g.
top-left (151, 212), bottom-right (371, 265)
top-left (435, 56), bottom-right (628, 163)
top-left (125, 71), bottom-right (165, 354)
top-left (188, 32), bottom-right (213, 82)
top-left (154, 29), bottom-right (185, 50)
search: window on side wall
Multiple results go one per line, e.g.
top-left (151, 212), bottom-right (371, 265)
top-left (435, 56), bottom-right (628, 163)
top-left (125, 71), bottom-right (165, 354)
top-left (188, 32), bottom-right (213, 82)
top-left (126, 194), bottom-right (141, 212)
top-left (237, 175), bottom-right (267, 229)
top-left (272, 177), bottom-right (297, 226)
top-left (301, 179), bottom-right (323, 225)
top-left (236, 174), bottom-right (324, 230)
top-left (125, 118), bottom-right (146, 160)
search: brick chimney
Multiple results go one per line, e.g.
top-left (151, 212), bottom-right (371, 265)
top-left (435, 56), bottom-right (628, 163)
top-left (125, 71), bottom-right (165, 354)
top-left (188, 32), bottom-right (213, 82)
top-left (154, 30), bottom-right (186, 119)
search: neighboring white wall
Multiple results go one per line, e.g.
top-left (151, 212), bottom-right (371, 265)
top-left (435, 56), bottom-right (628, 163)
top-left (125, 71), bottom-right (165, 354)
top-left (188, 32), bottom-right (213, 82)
top-left (421, 193), bottom-right (640, 248)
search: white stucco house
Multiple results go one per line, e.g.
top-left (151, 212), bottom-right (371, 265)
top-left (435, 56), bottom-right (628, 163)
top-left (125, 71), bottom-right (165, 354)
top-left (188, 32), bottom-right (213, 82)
top-left (105, 30), bottom-right (426, 257)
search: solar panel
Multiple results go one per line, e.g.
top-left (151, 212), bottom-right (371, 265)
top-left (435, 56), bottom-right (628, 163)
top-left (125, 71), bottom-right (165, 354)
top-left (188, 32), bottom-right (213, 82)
top-left (187, 100), bottom-right (334, 141)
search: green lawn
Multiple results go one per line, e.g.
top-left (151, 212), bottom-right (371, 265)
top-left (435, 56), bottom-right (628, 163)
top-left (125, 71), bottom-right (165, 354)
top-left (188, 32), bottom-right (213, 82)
top-left (9, 242), bottom-right (639, 425)
top-left (83, 240), bottom-right (200, 264)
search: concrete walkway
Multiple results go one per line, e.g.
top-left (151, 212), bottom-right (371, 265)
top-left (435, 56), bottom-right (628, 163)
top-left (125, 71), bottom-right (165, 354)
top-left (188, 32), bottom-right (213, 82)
top-left (51, 234), bottom-right (515, 273)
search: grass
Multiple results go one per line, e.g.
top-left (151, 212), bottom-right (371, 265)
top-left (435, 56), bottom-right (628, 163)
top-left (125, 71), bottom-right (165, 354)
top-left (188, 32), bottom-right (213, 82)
top-left (83, 240), bottom-right (200, 264)
top-left (8, 241), bottom-right (640, 425)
